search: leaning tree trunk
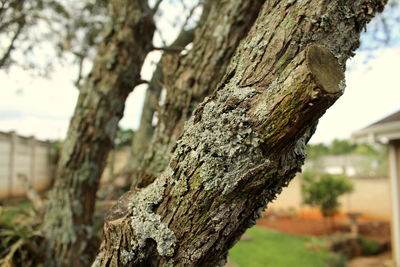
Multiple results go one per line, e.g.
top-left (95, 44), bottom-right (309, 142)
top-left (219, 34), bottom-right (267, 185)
top-left (95, 0), bottom-right (387, 266)
top-left (43, 0), bottom-right (155, 266)
top-left (132, 0), bottom-right (266, 188)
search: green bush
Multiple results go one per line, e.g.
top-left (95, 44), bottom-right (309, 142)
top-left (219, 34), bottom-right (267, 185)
top-left (325, 252), bottom-right (346, 267)
top-left (302, 172), bottom-right (354, 217)
top-left (358, 237), bottom-right (381, 255)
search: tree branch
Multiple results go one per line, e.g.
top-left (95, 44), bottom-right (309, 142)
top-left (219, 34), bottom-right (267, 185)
top-left (73, 53), bottom-right (85, 89)
top-left (0, 19), bottom-right (24, 68)
top-left (179, 0), bottom-right (200, 31)
top-left (43, 0), bottom-right (156, 265)
top-left (152, 0), bottom-right (163, 13)
top-left (151, 45), bottom-right (186, 53)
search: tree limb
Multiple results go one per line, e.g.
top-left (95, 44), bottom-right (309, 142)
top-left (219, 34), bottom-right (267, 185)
top-left (151, 0), bottom-right (163, 13)
top-left (0, 19), bottom-right (24, 68)
top-left (95, 0), bottom-right (387, 265)
top-left (43, 0), bottom-right (156, 265)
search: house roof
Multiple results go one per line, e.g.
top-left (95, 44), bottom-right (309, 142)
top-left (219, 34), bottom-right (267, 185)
top-left (368, 110), bottom-right (400, 127)
top-left (352, 109), bottom-right (400, 144)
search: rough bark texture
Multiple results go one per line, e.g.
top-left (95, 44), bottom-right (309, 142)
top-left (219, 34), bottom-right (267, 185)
top-left (132, 0), bottom-right (265, 188)
top-left (43, 1), bottom-right (155, 266)
top-left (95, 0), bottom-right (387, 266)
top-left (128, 28), bottom-right (196, 173)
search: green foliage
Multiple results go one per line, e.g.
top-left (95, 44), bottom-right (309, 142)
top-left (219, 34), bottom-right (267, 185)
top-left (325, 252), bottom-right (347, 267)
top-left (306, 139), bottom-right (388, 177)
top-left (302, 172), bottom-right (354, 217)
top-left (307, 143), bottom-right (330, 159)
top-left (0, 202), bottom-right (32, 227)
top-left (307, 139), bottom-right (380, 158)
top-left (49, 140), bottom-right (62, 166)
top-left (228, 226), bottom-right (344, 267)
top-left (358, 237), bottom-right (381, 255)
top-left (0, 202), bottom-right (43, 266)
top-left (330, 139), bottom-right (357, 155)
top-left (114, 127), bottom-right (135, 149)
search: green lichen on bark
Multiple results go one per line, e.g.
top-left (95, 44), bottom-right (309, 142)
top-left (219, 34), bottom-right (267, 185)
top-left (129, 174), bottom-right (176, 260)
top-left (172, 86), bottom-right (266, 195)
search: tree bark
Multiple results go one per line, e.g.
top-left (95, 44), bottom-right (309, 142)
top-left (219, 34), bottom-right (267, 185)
top-left (132, 0), bottom-right (266, 188)
top-left (43, 1), bottom-right (155, 266)
top-left (95, 0), bottom-right (387, 266)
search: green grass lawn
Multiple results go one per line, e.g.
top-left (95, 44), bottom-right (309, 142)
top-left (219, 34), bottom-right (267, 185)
top-left (229, 226), bottom-right (344, 267)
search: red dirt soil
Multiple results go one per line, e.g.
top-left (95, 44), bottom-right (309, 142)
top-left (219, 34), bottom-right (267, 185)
top-left (257, 209), bottom-right (391, 244)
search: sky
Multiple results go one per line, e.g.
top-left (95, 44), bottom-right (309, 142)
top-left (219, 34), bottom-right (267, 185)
top-left (1, 45), bottom-right (399, 144)
top-left (0, 2), bottom-right (399, 144)
top-left (309, 46), bottom-right (400, 143)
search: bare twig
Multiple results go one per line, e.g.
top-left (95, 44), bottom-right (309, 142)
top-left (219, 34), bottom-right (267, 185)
top-left (0, 15), bottom-right (25, 32)
top-left (0, 0), bottom-right (12, 21)
top-left (180, 1), bottom-right (201, 32)
top-left (0, 19), bottom-right (24, 68)
top-left (137, 78), bottom-right (150, 85)
top-left (73, 52), bottom-right (85, 89)
top-left (152, 45), bottom-right (186, 53)
top-left (152, 0), bottom-right (164, 13)
top-left (380, 16), bottom-right (391, 45)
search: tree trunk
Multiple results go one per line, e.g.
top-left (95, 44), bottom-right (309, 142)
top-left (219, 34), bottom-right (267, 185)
top-left (127, 28), bottom-right (196, 174)
top-left (94, 0), bottom-right (387, 266)
top-left (133, 0), bottom-right (266, 188)
top-left (43, 1), bottom-right (155, 266)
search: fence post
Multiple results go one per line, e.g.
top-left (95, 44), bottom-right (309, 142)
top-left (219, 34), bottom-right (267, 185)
top-left (30, 136), bottom-right (36, 188)
top-left (9, 131), bottom-right (17, 197)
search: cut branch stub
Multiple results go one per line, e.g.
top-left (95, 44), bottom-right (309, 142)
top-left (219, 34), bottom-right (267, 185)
top-left (251, 44), bottom-right (344, 153)
top-left (306, 44), bottom-right (344, 94)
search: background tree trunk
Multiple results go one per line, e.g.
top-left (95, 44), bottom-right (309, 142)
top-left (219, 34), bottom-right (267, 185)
top-left (127, 28), bottom-right (196, 174)
top-left (94, 0), bottom-right (387, 266)
top-left (132, 0), bottom-right (266, 188)
top-left (126, 0), bottom-right (214, 177)
top-left (43, 1), bottom-right (155, 266)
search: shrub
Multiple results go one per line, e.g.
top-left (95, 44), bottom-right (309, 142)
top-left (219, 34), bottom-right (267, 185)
top-left (358, 237), bottom-right (381, 255)
top-left (302, 172), bottom-right (354, 218)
